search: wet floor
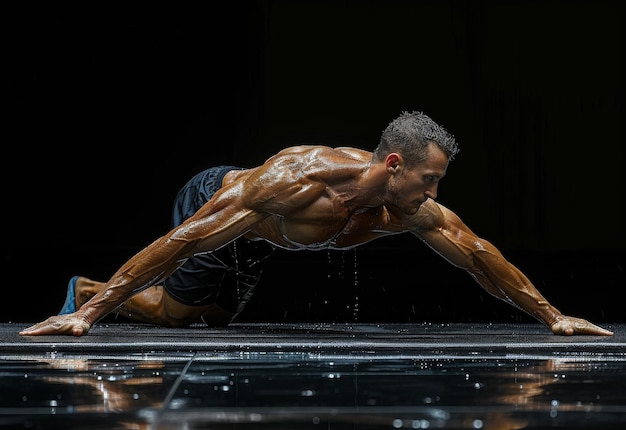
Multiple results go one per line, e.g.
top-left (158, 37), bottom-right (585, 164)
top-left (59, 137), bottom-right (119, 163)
top-left (1, 322), bottom-right (625, 429)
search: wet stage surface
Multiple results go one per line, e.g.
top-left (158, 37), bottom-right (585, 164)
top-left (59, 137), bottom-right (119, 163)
top-left (1, 322), bottom-right (625, 429)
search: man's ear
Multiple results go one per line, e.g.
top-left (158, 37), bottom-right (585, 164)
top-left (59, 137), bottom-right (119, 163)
top-left (385, 153), bottom-right (402, 173)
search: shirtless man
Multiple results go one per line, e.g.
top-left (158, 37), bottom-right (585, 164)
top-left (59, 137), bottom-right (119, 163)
top-left (20, 111), bottom-right (613, 337)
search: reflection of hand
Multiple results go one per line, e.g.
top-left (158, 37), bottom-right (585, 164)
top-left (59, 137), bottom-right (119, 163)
top-left (550, 316), bottom-right (613, 336)
top-left (19, 313), bottom-right (92, 337)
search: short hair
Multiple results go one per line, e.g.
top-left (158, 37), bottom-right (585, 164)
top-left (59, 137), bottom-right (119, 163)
top-left (374, 111), bottom-right (459, 166)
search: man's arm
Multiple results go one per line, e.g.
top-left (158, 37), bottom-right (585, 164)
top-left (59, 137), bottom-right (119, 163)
top-left (20, 179), bottom-right (269, 336)
top-left (410, 200), bottom-right (613, 336)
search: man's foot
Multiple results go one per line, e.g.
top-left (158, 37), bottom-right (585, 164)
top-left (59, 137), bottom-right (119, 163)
top-left (58, 276), bottom-right (79, 315)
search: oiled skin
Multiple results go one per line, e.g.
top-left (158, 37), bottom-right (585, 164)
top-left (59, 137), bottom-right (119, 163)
top-left (20, 145), bottom-right (613, 337)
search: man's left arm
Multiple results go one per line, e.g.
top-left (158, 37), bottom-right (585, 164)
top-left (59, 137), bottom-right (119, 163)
top-left (410, 200), bottom-right (613, 336)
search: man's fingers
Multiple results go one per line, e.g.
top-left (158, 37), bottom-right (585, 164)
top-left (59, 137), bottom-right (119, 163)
top-left (19, 315), bottom-right (90, 337)
top-left (552, 319), bottom-right (614, 336)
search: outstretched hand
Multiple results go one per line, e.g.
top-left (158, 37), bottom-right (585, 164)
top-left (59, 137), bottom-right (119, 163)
top-left (550, 315), bottom-right (613, 336)
top-left (19, 314), bottom-right (92, 337)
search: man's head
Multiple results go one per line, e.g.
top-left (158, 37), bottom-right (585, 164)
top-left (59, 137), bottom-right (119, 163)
top-left (373, 111), bottom-right (459, 168)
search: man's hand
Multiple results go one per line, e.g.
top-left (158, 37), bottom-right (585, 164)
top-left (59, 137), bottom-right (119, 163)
top-left (550, 316), bottom-right (613, 336)
top-left (19, 313), bottom-right (92, 337)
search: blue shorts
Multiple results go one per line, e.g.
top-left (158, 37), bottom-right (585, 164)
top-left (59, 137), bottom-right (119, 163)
top-left (162, 166), bottom-right (275, 315)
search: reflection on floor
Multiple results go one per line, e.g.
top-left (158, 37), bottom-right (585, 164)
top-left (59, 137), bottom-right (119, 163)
top-left (1, 322), bottom-right (625, 429)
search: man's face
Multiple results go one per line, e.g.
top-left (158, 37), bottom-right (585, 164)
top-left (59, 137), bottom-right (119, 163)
top-left (387, 144), bottom-right (449, 215)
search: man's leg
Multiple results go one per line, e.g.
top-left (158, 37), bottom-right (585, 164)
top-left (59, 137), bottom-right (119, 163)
top-left (70, 276), bottom-right (232, 327)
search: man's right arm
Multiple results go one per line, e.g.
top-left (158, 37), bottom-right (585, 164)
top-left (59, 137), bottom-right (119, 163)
top-left (20, 181), bottom-right (269, 336)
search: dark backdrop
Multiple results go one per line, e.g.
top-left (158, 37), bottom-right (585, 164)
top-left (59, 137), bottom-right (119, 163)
top-left (3, 1), bottom-right (624, 325)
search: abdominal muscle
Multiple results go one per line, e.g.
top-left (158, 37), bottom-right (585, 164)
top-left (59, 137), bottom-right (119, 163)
top-left (244, 216), bottom-right (347, 250)
top-left (245, 207), bottom-right (405, 251)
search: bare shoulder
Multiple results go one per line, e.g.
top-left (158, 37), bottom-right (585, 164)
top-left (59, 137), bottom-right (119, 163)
top-left (260, 145), bottom-right (370, 179)
top-left (223, 146), bottom-right (334, 186)
top-left (406, 200), bottom-right (480, 244)
top-left (334, 146), bottom-right (372, 161)
top-left (407, 199), bottom-right (457, 231)
top-left (230, 145), bottom-right (370, 212)
top-left (269, 145), bottom-right (370, 162)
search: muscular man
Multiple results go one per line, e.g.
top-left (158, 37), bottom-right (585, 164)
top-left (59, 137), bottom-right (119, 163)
top-left (20, 111), bottom-right (613, 337)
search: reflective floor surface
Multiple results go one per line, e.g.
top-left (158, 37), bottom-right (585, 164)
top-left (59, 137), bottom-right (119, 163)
top-left (1, 322), bottom-right (625, 429)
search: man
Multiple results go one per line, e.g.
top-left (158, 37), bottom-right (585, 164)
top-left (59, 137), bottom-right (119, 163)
top-left (20, 111), bottom-right (613, 337)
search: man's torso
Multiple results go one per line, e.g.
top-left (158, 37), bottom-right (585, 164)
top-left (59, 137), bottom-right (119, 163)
top-left (223, 146), bottom-right (411, 250)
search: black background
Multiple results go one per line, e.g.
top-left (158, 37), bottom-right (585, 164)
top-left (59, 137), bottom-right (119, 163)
top-left (3, 1), bottom-right (624, 326)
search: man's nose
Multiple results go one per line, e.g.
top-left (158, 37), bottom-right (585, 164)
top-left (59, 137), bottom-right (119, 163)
top-left (425, 185), bottom-right (438, 200)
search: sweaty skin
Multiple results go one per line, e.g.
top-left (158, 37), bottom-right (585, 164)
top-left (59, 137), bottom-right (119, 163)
top-left (20, 144), bottom-right (613, 337)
